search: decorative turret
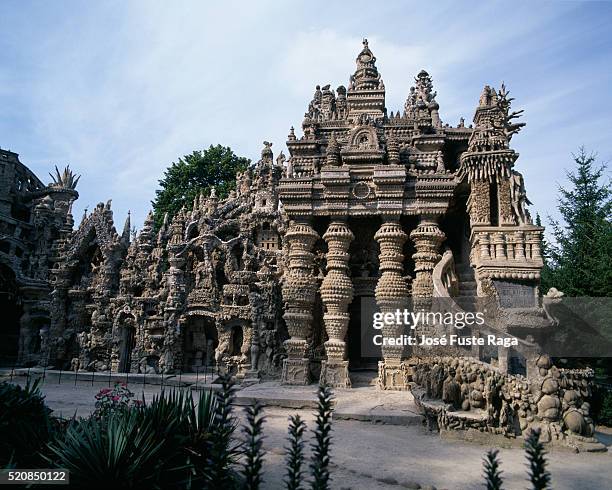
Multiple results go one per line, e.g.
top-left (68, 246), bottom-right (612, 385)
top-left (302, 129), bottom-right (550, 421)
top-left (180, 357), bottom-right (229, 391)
top-left (404, 70), bottom-right (441, 129)
top-left (461, 83), bottom-right (527, 183)
top-left (350, 39), bottom-right (381, 91)
top-left (346, 39), bottom-right (386, 120)
top-left (138, 211), bottom-right (155, 251)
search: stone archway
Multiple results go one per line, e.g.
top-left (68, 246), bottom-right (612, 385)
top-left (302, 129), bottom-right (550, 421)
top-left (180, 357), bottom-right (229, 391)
top-left (182, 315), bottom-right (218, 371)
top-left (113, 310), bottom-right (137, 373)
top-left (118, 322), bottom-right (136, 373)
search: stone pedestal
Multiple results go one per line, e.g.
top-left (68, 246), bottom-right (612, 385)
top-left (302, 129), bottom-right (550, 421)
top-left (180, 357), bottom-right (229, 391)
top-left (374, 218), bottom-right (410, 390)
top-left (320, 360), bottom-right (351, 388)
top-left (281, 356), bottom-right (310, 385)
top-left (377, 360), bottom-right (411, 391)
top-left (281, 219), bottom-right (319, 385)
top-left (319, 220), bottom-right (354, 388)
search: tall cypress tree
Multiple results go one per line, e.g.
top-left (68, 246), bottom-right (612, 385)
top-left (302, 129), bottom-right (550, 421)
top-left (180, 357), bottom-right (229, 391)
top-left (542, 148), bottom-right (611, 297)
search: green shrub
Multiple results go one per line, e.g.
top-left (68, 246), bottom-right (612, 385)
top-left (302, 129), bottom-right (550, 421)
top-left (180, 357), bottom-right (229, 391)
top-left (592, 385), bottom-right (612, 426)
top-left (205, 373), bottom-right (239, 489)
top-left (525, 429), bottom-right (551, 490)
top-left (483, 449), bottom-right (503, 490)
top-left (45, 385), bottom-right (237, 488)
top-left (285, 414), bottom-right (307, 490)
top-left (93, 382), bottom-right (141, 419)
top-left (241, 401), bottom-right (266, 490)
top-left (0, 379), bottom-right (54, 468)
top-left (45, 409), bottom-right (186, 488)
top-left (310, 384), bottom-right (334, 490)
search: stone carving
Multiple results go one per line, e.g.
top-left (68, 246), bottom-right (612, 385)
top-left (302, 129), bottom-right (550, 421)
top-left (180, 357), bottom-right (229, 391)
top-left (413, 355), bottom-right (603, 452)
top-left (509, 170), bottom-right (533, 225)
top-left (3, 41), bottom-right (593, 451)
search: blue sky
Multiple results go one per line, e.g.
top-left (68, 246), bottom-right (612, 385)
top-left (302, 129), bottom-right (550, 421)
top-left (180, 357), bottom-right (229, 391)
top-left (1, 1), bottom-right (611, 233)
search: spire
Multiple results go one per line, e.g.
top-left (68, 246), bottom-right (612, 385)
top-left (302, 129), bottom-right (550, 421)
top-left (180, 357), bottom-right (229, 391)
top-left (139, 211), bottom-right (155, 246)
top-left (350, 38), bottom-right (382, 91)
top-left (346, 39), bottom-right (386, 119)
top-left (121, 210), bottom-right (131, 246)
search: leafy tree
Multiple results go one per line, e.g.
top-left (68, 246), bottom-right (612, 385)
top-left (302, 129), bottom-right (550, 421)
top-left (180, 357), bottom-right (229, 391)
top-left (541, 147), bottom-right (611, 296)
top-left (151, 145), bottom-right (250, 228)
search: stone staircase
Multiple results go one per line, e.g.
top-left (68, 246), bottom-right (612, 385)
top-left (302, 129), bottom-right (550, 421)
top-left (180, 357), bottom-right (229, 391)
top-left (456, 264), bottom-right (478, 311)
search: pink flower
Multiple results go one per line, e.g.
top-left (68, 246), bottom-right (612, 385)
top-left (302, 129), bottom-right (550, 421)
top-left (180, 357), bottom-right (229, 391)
top-left (112, 395), bottom-right (120, 402)
top-left (99, 388), bottom-right (112, 395)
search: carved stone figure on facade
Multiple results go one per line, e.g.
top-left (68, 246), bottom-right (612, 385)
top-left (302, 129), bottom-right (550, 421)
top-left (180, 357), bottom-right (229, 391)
top-left (509, 170), bottom-right (532, 225)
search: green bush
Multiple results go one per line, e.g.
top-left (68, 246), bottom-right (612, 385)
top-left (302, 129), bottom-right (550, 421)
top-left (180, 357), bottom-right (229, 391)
top-left (592, 385), bottom-right (612, 426)
top-left (285, 414), bottom-right (307, 490)
top-left (45, 385), bottom-right (238, 489)
top-left (46, 410), bottom-right (185, 488)
top-left (481, 428), bottom-right (552, 490)
top-left (310, 384), bottom-right (334, 490)
top-left (0, 379), bottom-right (54, 468)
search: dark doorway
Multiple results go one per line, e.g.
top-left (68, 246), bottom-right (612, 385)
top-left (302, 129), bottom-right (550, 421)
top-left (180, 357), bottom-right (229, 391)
top-left (231, 325), bottom-right (244, 356)
top-left (118, 326), bottom-right (135, 373)
top-left (0, 264), bottom-right (21, 365)
top-left (183, 316), bottom-right (218, 371)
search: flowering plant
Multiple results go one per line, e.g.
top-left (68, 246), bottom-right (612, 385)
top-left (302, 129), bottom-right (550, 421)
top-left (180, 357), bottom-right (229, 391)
top-left (93, 382), bottom-right (141, 418)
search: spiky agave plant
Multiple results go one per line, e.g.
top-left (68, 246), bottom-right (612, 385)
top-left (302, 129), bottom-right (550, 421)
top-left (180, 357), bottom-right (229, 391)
top-left (482, 449), bottom-right (504, 490)
top-left (242, 401), bottom-right (266, 490)
top-left (310, 384), bottom-right (334, 490)
top-left (524, 428), bottom-right (551, 490)
top-left (285, 414), bottom-right (307, 490)
top-left (45, 409), bottom-right (185, 488)
top-left (0, 379), bottom-right (53, 467)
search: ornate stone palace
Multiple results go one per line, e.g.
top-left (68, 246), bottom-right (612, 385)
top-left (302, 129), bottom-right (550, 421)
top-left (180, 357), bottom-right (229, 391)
top-left (1, 40), bottom-right (600, 449)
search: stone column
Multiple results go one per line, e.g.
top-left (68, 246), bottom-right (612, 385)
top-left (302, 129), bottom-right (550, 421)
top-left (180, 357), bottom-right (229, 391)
top-left (410, 217), bottom-right (446, 301)
top-left (281, 219), bottom-right (319, 385)
top-left (319, 219), bottom-right (354, 388)
top-left (479, 232), bottom-right (491, 261)
top-left (375, 218), bottom-right (410, 390)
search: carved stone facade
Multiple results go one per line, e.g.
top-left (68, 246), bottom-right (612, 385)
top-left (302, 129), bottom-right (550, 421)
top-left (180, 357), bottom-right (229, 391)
top-left (2, 40), bottom-right (595, 449)
top-left (0, 150), bottom-right (78, 366)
